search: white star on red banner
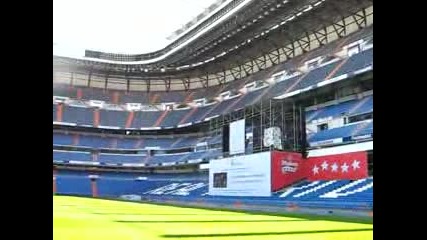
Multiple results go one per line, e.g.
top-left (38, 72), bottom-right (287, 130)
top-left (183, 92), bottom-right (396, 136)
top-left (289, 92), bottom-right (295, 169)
top-left (331, 163), bottom-right (338, 172)
top-left (306, 152), bottom-right (368, 180)
top-left (321, 161), bottom-right (329, 170)
top-left (341, 163), bottom-right (349, 173)
top-left (312, 165), bottom-right (319, 175)
top-left (352, 160), bottom-right (360, 170)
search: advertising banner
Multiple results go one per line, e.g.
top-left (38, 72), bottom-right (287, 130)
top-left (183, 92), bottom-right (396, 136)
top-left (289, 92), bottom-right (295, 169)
top-left (306, 151), bottom-right (368, 181)
top-left (208, 152), bottom-right (271, 196)
top-left (271, 151), bottom-right (305, 191)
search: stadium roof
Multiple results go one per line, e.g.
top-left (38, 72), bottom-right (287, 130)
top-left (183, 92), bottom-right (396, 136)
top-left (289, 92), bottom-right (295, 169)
top-left (53, 0), bottom-right (373, 91)
top-left (53, 0), bottom-right (221, 58)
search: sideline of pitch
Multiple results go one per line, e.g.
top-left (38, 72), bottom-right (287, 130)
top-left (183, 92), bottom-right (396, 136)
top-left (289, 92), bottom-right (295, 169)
top-left (53, 194), bottom-right (373, 224)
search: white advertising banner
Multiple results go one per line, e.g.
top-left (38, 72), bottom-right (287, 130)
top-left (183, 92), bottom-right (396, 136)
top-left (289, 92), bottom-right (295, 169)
top-left (208, 152), bottom-right (271, 197)
top-left (229, 119), bottom-right (245, 155)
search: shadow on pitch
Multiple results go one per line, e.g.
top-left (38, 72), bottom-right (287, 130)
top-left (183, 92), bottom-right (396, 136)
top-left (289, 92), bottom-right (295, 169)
top-left (94, 213), bottom-right (248, 216)
top-left (160, 228), bottom-right (373, 238)
top-left (115, 219), bottom-right (312, 223)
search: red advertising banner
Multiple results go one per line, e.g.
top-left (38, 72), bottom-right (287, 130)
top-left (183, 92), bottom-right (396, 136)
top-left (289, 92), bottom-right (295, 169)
top-left (306, 151), bottom-right (368, 181)
top-left (271, 151), bottom-right (305, 191)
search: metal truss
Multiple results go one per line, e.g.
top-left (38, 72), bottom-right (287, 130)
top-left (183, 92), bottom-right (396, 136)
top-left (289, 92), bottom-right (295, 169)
top-left (352, 8), bottom-right (369, 29)
top-left (182, 77), bottom-right (191, 91)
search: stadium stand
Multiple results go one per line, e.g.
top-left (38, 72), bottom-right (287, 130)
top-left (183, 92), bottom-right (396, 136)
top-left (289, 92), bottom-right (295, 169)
top-left (331, 48), bottom-right (373, 78)
top-left (305, 94), bottom-right (373, 146)
top-left (54, 31), bottom-right (371, 102)
top-left (53, 132), bottom-right (221, 150)
top-left (54, 170), bottom-right (372, 210)
top-left (306, 97), bottom-right (373, 122)
top-left (308, 120), bottom-right (373, 143)
top-left (53, 149), bottom-right (222, 166)
top-left (53, 129), bottom-right (224, 166)
top-left (54, 45), bottom-right (373, 128)
top-left (53, 150), bottom-right (92, 162)
top-left (52, 27), bottom-right (373, 106)
top-left (98, 153), bottom-right (147, 164)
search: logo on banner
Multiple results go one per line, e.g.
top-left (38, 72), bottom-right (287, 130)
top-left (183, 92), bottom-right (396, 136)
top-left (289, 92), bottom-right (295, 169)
top-left (281, 155), bottom-right (299, 173)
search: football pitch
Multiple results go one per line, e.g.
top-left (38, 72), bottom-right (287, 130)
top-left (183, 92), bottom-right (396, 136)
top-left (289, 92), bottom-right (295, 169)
top-left (54, 195), bottom-right (373, 240)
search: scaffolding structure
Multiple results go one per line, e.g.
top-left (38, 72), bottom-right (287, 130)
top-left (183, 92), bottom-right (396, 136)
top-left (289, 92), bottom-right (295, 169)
top-left (208, 98), bottom-right (307, 155)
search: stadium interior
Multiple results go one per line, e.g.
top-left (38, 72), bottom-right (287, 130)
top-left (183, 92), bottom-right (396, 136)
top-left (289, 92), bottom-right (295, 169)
top-left (53, 0), bottom-right (373, 239)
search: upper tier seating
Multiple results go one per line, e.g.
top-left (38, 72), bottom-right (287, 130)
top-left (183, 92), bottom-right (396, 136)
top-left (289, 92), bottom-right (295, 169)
top-left (53, 45), bottom-right (372, 128)
top-left (331, 48), bottom-right (373, 78)
top-left (308, 120), bottom-right (373, 144)
top-left (306, 95), bottom-right (373, 122)
top-left (53, 27), bottom-right (372, 106)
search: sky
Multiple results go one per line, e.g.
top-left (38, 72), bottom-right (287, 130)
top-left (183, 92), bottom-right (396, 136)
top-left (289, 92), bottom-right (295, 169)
top-left (53, 0), bottom-right (219, 58)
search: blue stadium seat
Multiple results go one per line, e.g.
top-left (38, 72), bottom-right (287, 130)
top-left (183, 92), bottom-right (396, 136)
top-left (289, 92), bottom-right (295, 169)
top-left (56, 175), bottom-right (92, 196)
top-left (99, 109), bottom-right (127, 128)
top-left (53, 104), bottom-right (57, 121)
top-left (54, 170), bottom-right (373, 210)
top-left (62, 106), bottom-right (93, 125)
top-left (297, 61), bottom-right (343, 89)
top-left (306, 96), bottom-right (373, 122)
top-left (53, 132), bottom-right (220, 150)
top-left (161, 110), bottom-right (188, 127)
top-left (53, 133), bottom-right (73, 146)
top-left (98, 153), bottom-right (146, 164)
top-left (332, 48), bottom-right (373, 78)
top-left (132, 111), bottom-right (162, 128)
top-left (309, 120), bottom-right (373, 144)
top-left (53, 150), bottom-right (92, 161)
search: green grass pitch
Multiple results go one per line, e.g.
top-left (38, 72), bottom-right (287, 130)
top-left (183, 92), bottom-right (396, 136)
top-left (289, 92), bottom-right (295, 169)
top-left (54, 195), bottom-right (373, 240)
